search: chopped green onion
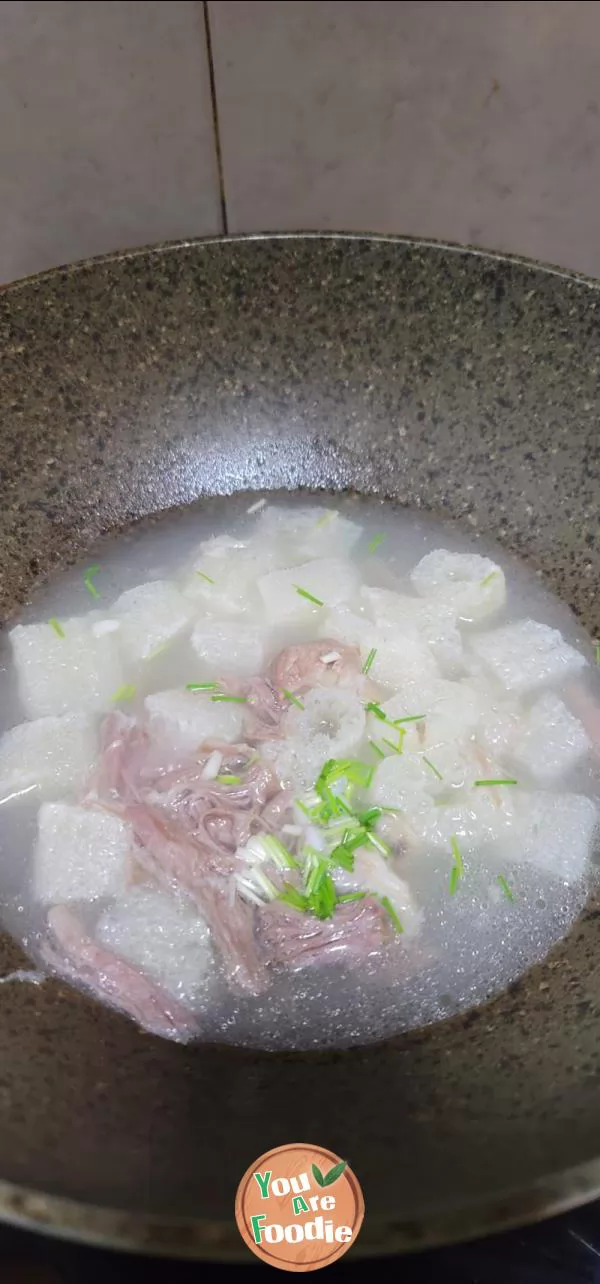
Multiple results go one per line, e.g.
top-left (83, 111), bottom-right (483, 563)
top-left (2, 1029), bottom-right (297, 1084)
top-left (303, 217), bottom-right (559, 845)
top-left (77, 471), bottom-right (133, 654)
top-left (480, 570), bottom-right (500, 589)
top-left (329, 844), bottom-right (356, 872)
top-left (315, 511), bottom-right (337, 529)
top-left (422, 755), bottom-right (443, 782)
top-left (393, 714), bottom-right (425, 725)
top-left (338, 891), bottom-right (366, 904)
top-left (83, 564), bottom-right (101, 599)
top-left (195, 571), bottom-right (215, 584)
top-left (365, 701), bottom-right (387, 721)
top-left (379, 895), bottom-right (404, 933)
top-left (497, 874), bottom-right (515, 902)
top-left (367, 831), bottom-right (391, 857)
top-left (362, 647), bottom-right (377, 675)
top-left (449, 864), bottom-right (460, 896)
top-left (111, 683), bottom-right (136, 704)
top-left (282, 689), bottom-right (305, 710)
top-left (260, 835), bottom-right (299, 871)
top-left (368, 739), bottom-right (385, 759)
top-left (294, 585), bottom-right (325, 607)
top-left (216, 774), bottom-right (242, 785)
top-left (474, 778), bottom-right (518, 787)
top-left (48, 617), bottom-right (65, 639)
top-left (146, 642), bottom-right (169, 661)
top-left (308, 870), bottom-right (338, 920)
top-left (358, 806), bottom-right (382, 828)
top-left (596, 643), bottom-right (600, 666)
top-left (278, 883), bottom-right (309, 913)
top-left (368, 533), bottom-right (385, 554)
top-left (382, 736), bottom-right (404, 755)
top-left (210, 694), bottom-right (247, 703)
top-left (450, 834), bottom-right (464, 878)
top-left (186, 681), bottom-right (219, 691)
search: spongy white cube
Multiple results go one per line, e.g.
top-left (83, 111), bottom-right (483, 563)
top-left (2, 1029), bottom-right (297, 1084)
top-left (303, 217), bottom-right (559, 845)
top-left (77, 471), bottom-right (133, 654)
top-left (410, 549), bottom-right (506, 622)
top-left (96, 887), bottom-right (211, 1006)
top-left (258, 558), bottom-right (359, 623)
top-left (265, 686), bottom-right (365, 788)
top-left (111, 580), bottom-right (193, 662)
top-left (361, 586), bottom-right (464, 675)
top-left (416, 788), bottom-right (517, 851)
top-left (0, 714), bottom-right (97, 803)
top-left (513, 692), bottom-right (590, 785)
top-left (257, 505), bottom-right (362, 562)
top-left (144, 689), bottom-right (243, 755)
top-left (191, 619), bottom-right (267, 677)
top-left (10, 615), bottom-right (124, 718)
top-left (182, 535), bottom-right (284, 615)
top-left (470, 619), bottom-right (586, 696)
top-left (34, 802), bottom-right (131, 902)
top-left (510, 792), bottom-right (597, 882)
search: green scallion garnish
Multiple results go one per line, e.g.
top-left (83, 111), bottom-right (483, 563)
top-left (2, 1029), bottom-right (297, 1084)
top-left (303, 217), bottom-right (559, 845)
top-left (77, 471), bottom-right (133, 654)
top-left (217, 774), bottom-right (242, 785)
top-left (450, 833), bottom-right (464, 878)
top-left (423, 755), bottom-right (443, 781)
top-left (210, 694), bottom-right (247, 704)
top-left (294, 585), bottom-right (325, 607)
top-left (195, 571), bottom-right (215, 584)
top-left (382, 736), bottom-right (403, 755)
top-left (186, 681), bottom-right (219, 691)
top-left (111, 683), bottom-right (136, 704)
top-left (315, 511), bottom-right (336, 529)
top-left (338, 891), bottom-right (366, 904)
top-left (393, 714), bottom-right (425, 725)
top-left (480, 570), bottom-right (500, 589)
top-left (379, 895), bottom-right (404, 933)
top-left (368, 533), bottom-right (385, 554)
top-left (365, 701), bottom-right (387, 721)
top-left (278, 883), bottom-right (309, 913)
top-left (474, 778), bottom-right (518, 787)
top-left (49, 617), bottom-right (65, 639)
top-left (362, 647), bottom-right (377, 675)
top-left (449, 864), bottom-right (460, 896)
top-left (83, 564), bottom-right (101, 599)
top-left (146, 641), bottom-right (169, 661)
top-left (368, 738), bottom-right (385, 759)
top-left (595, 643), bottom-right (600, 665)
top-left (283, 689), bottom-right (305, 709)
top-left (497, 874), bottom-right (515, 902)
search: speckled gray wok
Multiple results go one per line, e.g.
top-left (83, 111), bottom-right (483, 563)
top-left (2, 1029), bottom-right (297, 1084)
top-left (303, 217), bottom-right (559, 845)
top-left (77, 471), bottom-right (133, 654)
top-left (1, 234), bottom-right (599, 1259)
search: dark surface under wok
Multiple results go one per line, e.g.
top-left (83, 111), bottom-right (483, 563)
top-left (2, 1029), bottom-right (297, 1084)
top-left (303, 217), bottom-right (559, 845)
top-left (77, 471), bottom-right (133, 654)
top-left (0, 234), bottom-right (599, 1257)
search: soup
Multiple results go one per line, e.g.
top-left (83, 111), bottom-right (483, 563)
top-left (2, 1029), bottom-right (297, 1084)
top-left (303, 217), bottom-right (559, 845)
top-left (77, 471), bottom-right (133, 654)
top-left (0, 494), bottom-right (598, 1049)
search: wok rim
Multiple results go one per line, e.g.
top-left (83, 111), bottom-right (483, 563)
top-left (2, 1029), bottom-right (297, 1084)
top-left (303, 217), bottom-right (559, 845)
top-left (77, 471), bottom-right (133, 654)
top-left (2, 229), bottom-right (600, 1257)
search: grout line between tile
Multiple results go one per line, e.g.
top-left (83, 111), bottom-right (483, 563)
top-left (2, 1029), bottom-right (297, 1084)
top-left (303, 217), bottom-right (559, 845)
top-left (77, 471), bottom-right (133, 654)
top-left (202, 0), bottom-right (229, 236)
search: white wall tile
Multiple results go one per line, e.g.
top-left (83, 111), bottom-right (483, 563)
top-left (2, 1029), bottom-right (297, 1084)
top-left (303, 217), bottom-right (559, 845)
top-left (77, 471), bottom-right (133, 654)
top-left (0, 1), bottom-right (221, 282)
top-left (210, 0), bottom-right (600, 276)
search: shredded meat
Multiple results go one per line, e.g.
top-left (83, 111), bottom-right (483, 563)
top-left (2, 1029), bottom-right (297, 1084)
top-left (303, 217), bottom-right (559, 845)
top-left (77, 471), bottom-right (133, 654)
top-left (43, 905), bottom-right (198, 1041)
top-left (258, 896), bottom-right (390, 970)
top-left (268, 638), bottom-right (362, 694)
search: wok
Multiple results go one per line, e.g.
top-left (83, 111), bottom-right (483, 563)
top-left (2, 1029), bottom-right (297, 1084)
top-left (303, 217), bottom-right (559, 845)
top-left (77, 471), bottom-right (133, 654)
top-left (0, 233), bottom-right (599, 1259)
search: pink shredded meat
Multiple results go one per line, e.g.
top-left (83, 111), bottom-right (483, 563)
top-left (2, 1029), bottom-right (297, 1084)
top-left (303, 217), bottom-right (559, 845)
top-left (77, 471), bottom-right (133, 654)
top-left (43, 905), bottom-right (198, 1041)
top-left (258, 896), bottom-right (390, 970)
top-left (268, 638), bottom-right (362, 694)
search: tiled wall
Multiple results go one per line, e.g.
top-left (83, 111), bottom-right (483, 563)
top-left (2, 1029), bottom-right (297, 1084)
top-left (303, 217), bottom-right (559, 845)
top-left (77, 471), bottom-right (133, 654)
top-left (3, 0), bottom-right (600, 281)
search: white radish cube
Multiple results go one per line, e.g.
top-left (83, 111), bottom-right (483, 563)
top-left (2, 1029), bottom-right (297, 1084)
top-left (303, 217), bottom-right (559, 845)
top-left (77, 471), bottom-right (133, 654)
top-left (416, 788), bottom-right (516, 851)
top-left (191, 619), bottom-right (267, 678)
top-left (10, 615), bottom-right (124, 719)
top-left (0, 714), bottom-right (97, 804)
top-left (144, 688), bottom-right (243, 755)
top-left (513, 692), bottom-right (590, 785)
top-left (361, 586), bottom-right (464, 676)
top-left (257, 505), bottom-right (362, 561)
top-left (264, 686), bottom-right (365, 789)
top-left (111, 580), bottom-right (193, 663)
top-left (34, 802), bottom-right (131, 902)
top-left (470, 619), bottom-right (586, 696)
top-left (258, 558), bottom-right (359, 623)
top-left (96, 887), bottom-right (211, 1006)
top-left (337, 848), bottom-right (422, 937)
top-left (182, 535), bottom-right (283, 615)
top-left (410, 549), bottom-right (506, 622)
top-left (371, 753), bottom-right (432, 812)
top-left (509, 792), bottom-right (597, 883)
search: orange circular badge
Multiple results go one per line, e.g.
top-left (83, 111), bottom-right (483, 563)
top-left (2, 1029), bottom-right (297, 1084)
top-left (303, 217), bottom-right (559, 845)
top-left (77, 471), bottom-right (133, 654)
top-left (235, 1142), bottom-right (364, 1271)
